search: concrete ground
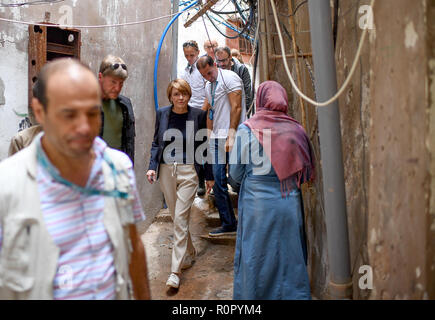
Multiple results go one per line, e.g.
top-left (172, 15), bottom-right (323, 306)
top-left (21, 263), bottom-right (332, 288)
top-left (140, 194), bottom-right (238, 300)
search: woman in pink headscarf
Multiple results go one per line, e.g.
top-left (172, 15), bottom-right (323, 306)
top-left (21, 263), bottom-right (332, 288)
top-left (229, 81), bottom-right (315, 300)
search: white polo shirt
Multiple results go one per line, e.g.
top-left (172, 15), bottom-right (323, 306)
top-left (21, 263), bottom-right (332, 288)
top-left (181, 62), bottom-right (207, 109)
top-left (204, 68), bottom-right (246, 139)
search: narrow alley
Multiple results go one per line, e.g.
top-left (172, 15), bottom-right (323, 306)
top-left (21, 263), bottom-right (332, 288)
top-left (0, 0), bottom-right (434, 305)
top-left (140, 193), bottom-right (238, 300)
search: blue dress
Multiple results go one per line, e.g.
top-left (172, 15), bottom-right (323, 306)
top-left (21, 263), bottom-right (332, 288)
top-left (229, 124), bottom-right (311, 300)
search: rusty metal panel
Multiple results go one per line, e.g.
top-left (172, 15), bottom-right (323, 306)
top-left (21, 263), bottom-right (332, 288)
top-left (28, 24), bottom-right (47, 121)
top-left (27, 24), bottom-right (81, 119)
top-left (74, 30), bottom-right (81, 60)
top-left (46, 26), bottom-right (81, 60)
top-left (46, 42), bottom-right (75, 56)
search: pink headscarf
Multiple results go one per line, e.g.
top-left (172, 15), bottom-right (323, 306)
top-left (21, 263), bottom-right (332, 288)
top-left (244, 81), bottom-right (315, 195)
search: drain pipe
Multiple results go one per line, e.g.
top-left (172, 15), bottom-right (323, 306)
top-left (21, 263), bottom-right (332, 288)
top-left (171, 0), bottom-right (179, 80)
top-left (259, 0), bottom-right (269, 82)
top-left (307, 0), bottom-right (352, 299)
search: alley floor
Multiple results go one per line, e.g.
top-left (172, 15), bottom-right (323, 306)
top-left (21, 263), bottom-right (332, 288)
top-left (140, 194), bottom-right (238, 300)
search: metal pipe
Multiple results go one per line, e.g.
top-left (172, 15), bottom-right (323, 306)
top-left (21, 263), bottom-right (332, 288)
top-left (259, 0), bottom-right (269, 81)
top-left (264, 0), bottom-right (274, 63)
top-left (171, 0), bottom-right (179, 80)
top-left (307, 0), bottom-right (352, 299)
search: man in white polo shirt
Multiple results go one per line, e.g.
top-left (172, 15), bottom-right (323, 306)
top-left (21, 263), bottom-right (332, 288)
top-left (180, 40), bottom-right (206, 109)
top-left (197, 55), bottom-right (246, 237)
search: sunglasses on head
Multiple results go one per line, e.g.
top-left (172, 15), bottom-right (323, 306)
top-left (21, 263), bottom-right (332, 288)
top-left (111, 63), bottom-right (127, 71)
top-left (183, 41), bottom-right (198, 48)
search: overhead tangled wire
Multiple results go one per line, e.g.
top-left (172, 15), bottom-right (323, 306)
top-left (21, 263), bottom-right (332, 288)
top-left (179, 0), bottom-right (259, 116)
top-left (181, 0), bottom-right (257, 44)
top-left (209, 0), bottom-right (256, 42)
top-left (0, 0), bottom-right (65, 7)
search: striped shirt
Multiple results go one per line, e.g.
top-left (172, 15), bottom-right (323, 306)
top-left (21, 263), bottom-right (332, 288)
top-left (0, 136), bottom-right (145, 300)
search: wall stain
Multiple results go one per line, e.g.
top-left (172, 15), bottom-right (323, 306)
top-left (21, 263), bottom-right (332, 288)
top-left (0, 77), bottom-right (5, 105)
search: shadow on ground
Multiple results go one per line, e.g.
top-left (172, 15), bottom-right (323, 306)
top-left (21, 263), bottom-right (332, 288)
top-left (140, 195), bottom-right (237, 300)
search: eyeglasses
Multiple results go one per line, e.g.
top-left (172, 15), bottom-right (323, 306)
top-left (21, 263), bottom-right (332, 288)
top-left (183, 41), bottom-right (198, 49)
top-left (111, 63), bottom-right (127, 71)
top-left (101, 63), bottom-right (127, 75)
top-left (205, 44), bottom-right (218, 49)
top-left (216, 57), bottom-right (230, 63)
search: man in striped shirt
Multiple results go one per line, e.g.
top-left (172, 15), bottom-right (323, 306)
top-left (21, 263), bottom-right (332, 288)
top-left (0, 58), bottom-right (148, 300)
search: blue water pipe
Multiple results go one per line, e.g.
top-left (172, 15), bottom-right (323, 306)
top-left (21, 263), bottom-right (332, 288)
top-left (179, 0), bottom-right (195, 6)
top-left (153, 0), bottom-right (198, 110)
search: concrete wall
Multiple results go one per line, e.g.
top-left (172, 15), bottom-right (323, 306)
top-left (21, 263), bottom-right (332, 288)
top-left (0, 10), bottom-right (28, 160)
top-left (334, 0), bottom-right (371, 300)
top-left (0, 0), bottom-right (174, 228)
top-left (427, 0), bottom-right (435, 298)
top-left (262, 0), bottom-right (435, 299)
top-left (367, 0), bottom-right (434, 299)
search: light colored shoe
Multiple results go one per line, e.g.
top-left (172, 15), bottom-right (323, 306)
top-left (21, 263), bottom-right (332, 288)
top-left (166, 273), bottom-right (180, 289)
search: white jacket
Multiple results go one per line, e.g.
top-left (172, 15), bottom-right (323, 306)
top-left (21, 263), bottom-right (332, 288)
top-left (0, 135), bottom-right (136, 299)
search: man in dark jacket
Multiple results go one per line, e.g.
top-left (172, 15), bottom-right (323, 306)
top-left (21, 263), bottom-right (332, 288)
top-left (215, 46), bottom-right (252, 112)
top-left (98, 55), bottom-right (135, 163)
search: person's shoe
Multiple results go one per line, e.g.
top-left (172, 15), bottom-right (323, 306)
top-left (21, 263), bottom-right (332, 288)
top-left (197, 180), bottom-right (206, 196)
top-left (197, 186), bottom-right (206, 196)
top-left (208, 226), bottom-right (237, 237)
top-left (166, 273), bottom-right (180, 289)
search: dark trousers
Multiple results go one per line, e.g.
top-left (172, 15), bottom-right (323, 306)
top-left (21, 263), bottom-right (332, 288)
top-left (211, 139), bottom-right (237, 230)
top-left (197, 164), bottom-right (205, 187)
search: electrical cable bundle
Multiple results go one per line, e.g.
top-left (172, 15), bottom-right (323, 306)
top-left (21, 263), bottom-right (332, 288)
top-left (0, 0), bottom-right (65, 7)
top-left (206, 0), bottom-right (256, 41)
top-left (178, 0), bottom-right (259, 115)
top-left (180, 0), bottom-right (257, 43)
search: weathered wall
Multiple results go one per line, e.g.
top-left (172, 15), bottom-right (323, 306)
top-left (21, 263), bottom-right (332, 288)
top-left (0, 11), bottom-right (28, 160)
top-left (367, 0), bottom-right (434, 299)
top-left (262, 0), bottom-right (435, 299)
top-left (427, 0), bottom-right (435, 299)
top-left (0, 0), bottom-right (174, 228)
top-left (334, 0), bottom-right (371, 300)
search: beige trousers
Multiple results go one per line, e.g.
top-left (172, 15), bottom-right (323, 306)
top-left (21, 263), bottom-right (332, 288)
top-left (159, 163), bottom-right (198, 274)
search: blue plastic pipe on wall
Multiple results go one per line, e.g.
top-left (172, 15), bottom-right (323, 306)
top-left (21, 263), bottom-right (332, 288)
top-left (153, 0), bottom-right (198, 110)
